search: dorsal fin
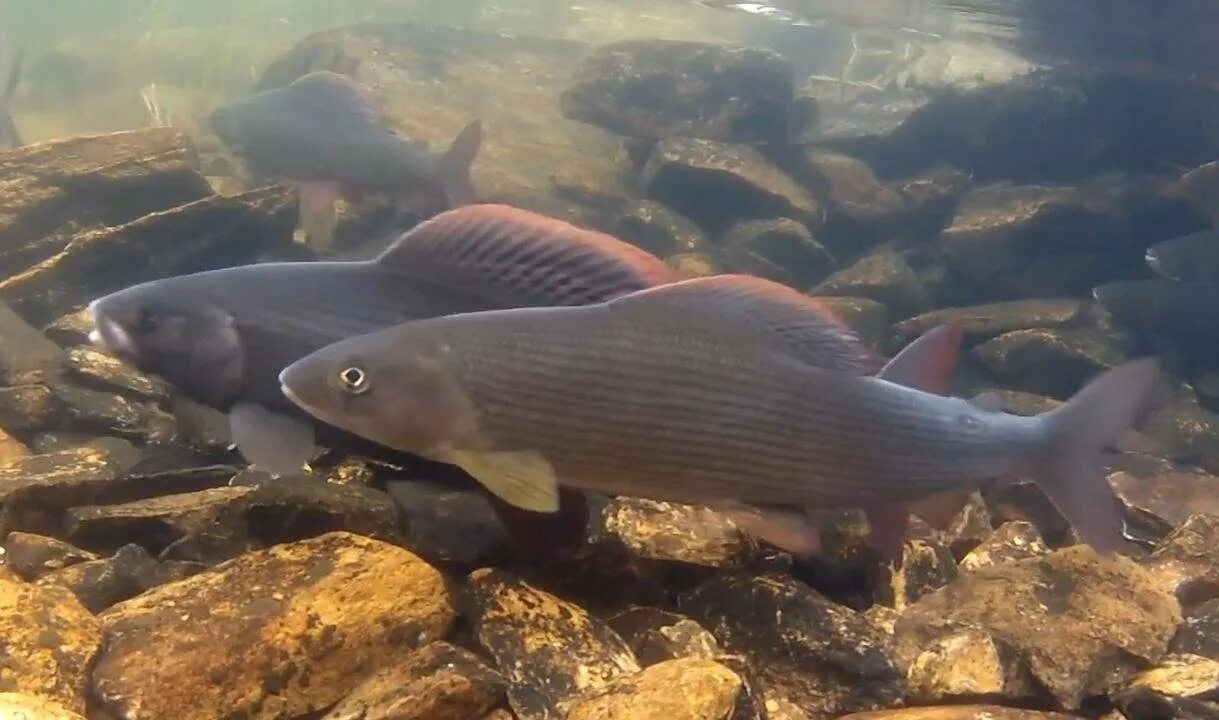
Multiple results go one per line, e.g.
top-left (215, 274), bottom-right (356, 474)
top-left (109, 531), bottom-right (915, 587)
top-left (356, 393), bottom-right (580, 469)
top-left (376, 204), bottom-right (680, 307)
top-left (608, 274), bottom-right (881, 373)
top-left (877, 324), bottom-right (963, 394)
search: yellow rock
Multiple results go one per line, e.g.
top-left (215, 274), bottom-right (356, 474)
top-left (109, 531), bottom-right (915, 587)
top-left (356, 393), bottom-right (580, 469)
top-left (0, 577), bottom-right (102, 715)
top-left (566, 658), bottom-right (742, 720)
top-left (92, 531), bottom-right (455, 720)
top-left (0, 692), bottom-right (87, 720)
top-left (840, 706), bottom-right (1080, 720)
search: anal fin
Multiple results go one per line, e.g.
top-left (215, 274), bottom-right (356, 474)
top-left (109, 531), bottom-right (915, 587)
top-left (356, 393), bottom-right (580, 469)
top-left (446, 448), bottom-right (560, 513)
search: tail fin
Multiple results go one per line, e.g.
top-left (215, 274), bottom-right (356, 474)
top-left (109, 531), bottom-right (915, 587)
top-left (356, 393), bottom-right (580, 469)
top-left (1033, 358), bottom-right (1164, 554)
top-left (438, 119), bottom-right (482, 207)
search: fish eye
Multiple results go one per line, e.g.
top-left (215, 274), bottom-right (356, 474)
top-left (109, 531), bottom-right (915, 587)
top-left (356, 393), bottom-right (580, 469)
top-left (337, 366), bottom-right (371, 395)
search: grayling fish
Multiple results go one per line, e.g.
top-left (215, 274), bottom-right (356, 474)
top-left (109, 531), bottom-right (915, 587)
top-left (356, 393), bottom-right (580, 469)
top-left (208, 71), bottom-right (481, 247)
top-left (279, 275), bottom-right (1161, 556)
top-left (0, 42), bottom-right (23, 149)
top-left (1094, 278), bottom-right (1219, 369)
top-left (1145, 229), bottom-right (1219, 283)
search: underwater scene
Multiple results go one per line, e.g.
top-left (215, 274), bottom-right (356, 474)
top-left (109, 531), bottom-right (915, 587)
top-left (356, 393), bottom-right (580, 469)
top-left (1, 1), bottom-right (1219, 719)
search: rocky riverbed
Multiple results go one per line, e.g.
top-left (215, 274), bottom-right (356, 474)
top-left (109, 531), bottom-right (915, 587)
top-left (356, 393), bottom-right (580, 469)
top-left (3, 20), bottom-right (1219, 720)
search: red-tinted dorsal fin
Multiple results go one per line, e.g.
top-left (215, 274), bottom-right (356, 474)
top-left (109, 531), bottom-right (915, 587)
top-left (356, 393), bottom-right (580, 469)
top-left (609, 274), bottom-right (881, 373)
top-left (877, 323), bottom-right (964, 394)
top-left (375, 204), bottom-right (680, 307)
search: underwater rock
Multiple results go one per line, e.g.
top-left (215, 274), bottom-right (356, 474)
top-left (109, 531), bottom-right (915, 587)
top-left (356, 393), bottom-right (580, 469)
top-left (42, 308), bottom-right (93, 348)
top-left (605, 607), bottom-right (721, 666)
top-left (1144, 398), bottom-right (1219, 477)
top-left (793, 79), bottom-right (929, 157)
top-left (1168, 160), bottom-right (1219, 227)
top-left (560, 38), bottom-right (792, 147)
top-left (892, 167), bottom-right (974, 236)
top-left (0, 128), bottom-right (210, 280)
top-left (1120, 653), bottom-right (1219, 706)
top-left (641, 137), bottom-right (818, 232)
top-left (1109, 469), bottom-right (1219, 540)
top-left (810, 248), bottom-right (930, 319)
top-left (892, 299), bottom-right (1085, 347)
top-left (813, 296), bottom-right (889, 350)
top-left (895, 546), bottom-right (1182, 709)
top-left (682, 573), bottom-right (904, 718)
top-left (92, 532), bottom-right (454, 720)
top-left (64, 347), bottom-right (171, 402)
top-left (565, 657), bottom-right (743, 720)
top-left (257, 23), bottom-right (633, 217)
top-left (604, 200), bottom-right (710, 258)
top-left (794, 148), bottom-right (906, 228)
top-left (600, 497), bottom-right (751, 571)
top-left (0, 301), bottom-right (68, 386)
top-left (875, 69), bottom-right (1219, 183)
top-left (1144, 514), bottom-right (1219, 607)
top-left (384, 480), bottom-right (513, 570)
top-left (3, 531), bottom-right (97, 581)
top-left (839, 707), bottom-right (1080, 720)
top-left (939, 182), bottom-right (1132, 301)
top-left (958, 522), bottom-right (1049, 572)
top-left (0, 693), bottom-right (86, 720)
top-left (1174, 599), bottom-right (1219, 660)
top-left (464, 568), bottom-right (640, 720)
top-left (718, 218), bottom-right (835, 289)
top-left (973, 328), bottom-right (1125, 399)
top-left (0, 575), bottom-right (102, 715)
top-left (34, 542), bottom-right (202, 613)
top-left (67, 475), bottom-right (400, 562)
top-left (0, 383), bottom-right (60, 432)
top-left (666, 252), bottom-right (723, 279)
top-left (50, 384), bottom-right (176, 444)
top-left (872, 538), bottom-right (958, 612)
top-left (321, 641), bottom-right (506, 720)
top-left (0, 185), bottom-right (297, 325)
top-left (0, 438), bottom-right (143, 526)
top-left (905, 628), bottom-right (1043, 706)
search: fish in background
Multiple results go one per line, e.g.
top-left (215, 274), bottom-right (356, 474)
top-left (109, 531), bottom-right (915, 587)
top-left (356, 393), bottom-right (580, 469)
top-left (1094, 278), bottom-right (1219, 372)
top-left (88, 204), bottom-right (681, 553)
top-left (1145, 229), bottom-right (1219, 283)
top-left (0, 42), bottom-right (23, 149)
top-left (280, 273), bottom-right (1158, 558)
top-left (207, 71), bottom-right (482, 252)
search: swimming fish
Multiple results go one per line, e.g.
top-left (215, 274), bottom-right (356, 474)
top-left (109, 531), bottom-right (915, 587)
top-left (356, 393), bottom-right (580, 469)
top-left (279, 275), bottom-right (1157, 557)
top-left (208, 71), bottom-right (481, 249)
top-left (1094, 278), bottom-right (1219, 369)
top-left (0, 42), bottom-right (23, 149)
top-left (1145, 229), bottom-right (1219, 283)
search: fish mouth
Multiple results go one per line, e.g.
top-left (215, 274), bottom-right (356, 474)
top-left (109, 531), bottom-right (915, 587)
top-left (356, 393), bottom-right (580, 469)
top-left (279, 369), bottom-right (322, 419)
top-left (88, 301), bottom-right (140, 365)
top-left (1143, 251), bottom-right (1180, 281)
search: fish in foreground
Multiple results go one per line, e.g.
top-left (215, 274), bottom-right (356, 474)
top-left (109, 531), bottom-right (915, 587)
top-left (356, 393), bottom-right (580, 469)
top-left (1145, 229), bottom-right (1219, 283)
top-left (0, 42), bottom-right (22, 148)
top-left (280, 274), bottom-right (1164, 557)
top-left (208, 71), bottom-right (481, 250)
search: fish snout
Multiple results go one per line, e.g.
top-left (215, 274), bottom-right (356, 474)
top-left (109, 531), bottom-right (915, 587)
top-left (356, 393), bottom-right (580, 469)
top-left (89, 303), bottom-right (141, 365)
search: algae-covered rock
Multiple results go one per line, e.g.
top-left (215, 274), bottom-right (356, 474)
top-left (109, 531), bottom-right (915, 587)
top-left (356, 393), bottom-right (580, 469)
top-left (894, 167), bottom-right (974, 235)
top-left (384, 480), bottom-right (513, 570)
top-left (560, 38), bottom-right (792, 146)
top-left (605, 607), bottom-right (721, 666)
top-left (642, 137), bottom-right (818, 231)
top-left (600, 497), bottom-right (750, 570)
top-left (1124, 653), bottom-right (1219, 703)
top-left (322, 641), bottom-right (506, 720)
top-left (795, 148), bottom-right (906, 227)
top-left (959, 522), bottom-right (1049, 572)
top-left (895, 546), bottom-right (1182, 709)
top-left (1144, 514), bottom-right (1219, 607)
top-left (0, 692), bottom-right (87, 720)
top-left (606, 200), bottom-right (710, 258)
top-left (813, 296), bottom-right (889, 349)
top-left (1109, 470), bottom-right (1219, 539)
top-left (872, 538), bottom-right (958, 612)
top-left (938, 182), bottom-right (1130, 300)
top-left (92, 532), bottom-right (455, 720)
top-left (3, 532), bottom-right (98, 581)
top-left (666, 252), bottom-right (722, 279)
top-left (35, 542), bottom-right (202, 613)
top-left (63, 347), bottom-right (171, 402)
top-left (1173, 599), bottom-right (1219, 660)
top-left (718, 217), bottom-right (835, 288)
top-left (0, 383), bottom-right (60, 432)
top-left (0, 438), bottom-right (143, 514)
top-left (682, 573), bottom-right (903, 718)
top-left (905, 628), bottom-right (1043, 706)
top-left (0, 185), bottom-right (297, 324)
top-left (50, 384), bottom-right (175, 444)
top-left (892, 299), bottom-right (1085, 346)
top-left (810, 248), bottom-right (930, 319)
top-left (465, 568), bottom-right (640, 720)
top-left (1144, 397), bottom-right (1219, 477)
top-left (0, 576), bottom-right (102, 715)
top-left (565, 657), bottom-right (743, 720)
top-left (839, 707), bottom-right (1080, 720)
top-left (973, 328), bottom-right (1126, 399)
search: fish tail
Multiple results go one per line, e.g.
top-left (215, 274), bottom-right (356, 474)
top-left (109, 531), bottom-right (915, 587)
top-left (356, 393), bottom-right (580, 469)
top-left (438, 119), bottom-right (482, 207)
top-left (1030, 357), bottom-right (1164, 554)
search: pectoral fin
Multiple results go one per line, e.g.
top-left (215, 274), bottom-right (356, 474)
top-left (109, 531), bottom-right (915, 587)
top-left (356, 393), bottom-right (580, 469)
top-left (446, 448), bottom-right (560, 513)
top-left (228, 403), bottom-right (317, 478)
top-left (717, 503), bottom-right (821, 557)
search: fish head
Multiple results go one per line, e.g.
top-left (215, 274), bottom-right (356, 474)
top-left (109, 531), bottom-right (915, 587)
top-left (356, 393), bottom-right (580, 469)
top-left (206, 103), bottom-right (248, 151)
top-left (88, 283), bottom-right (245, 407)
top-left (279, 327), bottom-right (473, 456)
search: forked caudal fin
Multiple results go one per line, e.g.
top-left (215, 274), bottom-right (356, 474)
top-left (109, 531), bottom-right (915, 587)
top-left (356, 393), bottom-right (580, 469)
top-left (1032, 357), bottom-right (1165, 554)
top-left (439, 119), bottom-right (483, 207)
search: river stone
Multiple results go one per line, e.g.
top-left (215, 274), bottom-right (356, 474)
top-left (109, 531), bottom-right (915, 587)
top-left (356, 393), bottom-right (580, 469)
top-left (959, 522), bottom-right (1049, 572)
top-left (465, 568), bottom-right (640, 720)
top-left (810, 248), bottom-right (930, 319)
top-left (1143, 514), bottom-right (1219, 607)
top-left (1168, 160), bottom-right (1219, 227)
top-left (795, 148), bottom-right (906, 227)
top-left (812, 296), bottom-right (889, 349)
top-left (34, 542), bottom-right (202, 613)
top-left (3, 532), bottom-right (97, 581)
top-left (565, 658), bottom-right (743, 720)
top-left (905, 628), bottom-right (1043, 706)
top-left (560, 38), bottom-right (792, 147)
top-left (892, 299), bottom-right (1084, 346)
top-left (604, 607), bottom-right (720, 666)
top-left (0, 383), bottom-right (60, 432)
top-left (895, 546), bottom-right (1182, 709)
top-left (718, 218), bottom-right (835, 288)
top-left (666, 252), bottom-right (722, 279)
top-left (973, 327), bottom-right (1126, 399)
top-left (63, 347), bottom-right (171, 401)
top-left (321, 641), bottom-right (505, 720)
top-left (642, 137), bottom-right (818, 232)
top-left (1108, 470), bottom-right (1219, 540)
top-left (1173, 599), bottom-right (1219, 660)
top-left (605, 200), bottom-right (709, 258)
top-left (91, 532), bottom-right (455, 720)
top-left (0, 693), bottom-right (87, 720)
top-left (0, 576), bottom-right (102, 715)
top-left (600, 498), bottom-right (751, 570)
top-left (839, 707), bottom-right (1081, 720)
